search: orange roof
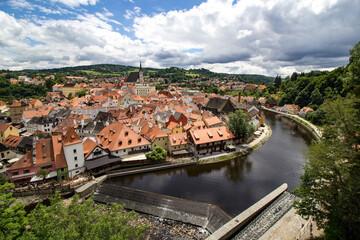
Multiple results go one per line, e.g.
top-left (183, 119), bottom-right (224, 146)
top-left (83, 138), bottom-right (98, 158)
top-left (3, 135), bottom-right (23, 147)
top-left (23, 106), bottom-right (56, 119)
top-left (166, 121), bottom-right (180, 131)
top-left (97, 122), bottom-right (150, 151)
top-left (189, 126), bottom-right (235, 145)
top-left (52, 135), bottom-right (68, 169)
top-left (35, 138), bottom-right (54, 165)
top-left (141, 126), bottom-right (167, 143)
top-left (63, 128), bottom-right (82, 146)
top-left (8, 151), bottom-right (33, 171)
top-left (204, 116), bottom-right (222, 127)
top-left (169, 132), bottom-right (188, 146)
top-left (0, 123), bottom-right (10, 132)
top-left (52, 119), bottom-right (76, 135)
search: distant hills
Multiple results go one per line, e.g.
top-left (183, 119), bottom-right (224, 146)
top-left (18, 64), bottom-right (274, 85)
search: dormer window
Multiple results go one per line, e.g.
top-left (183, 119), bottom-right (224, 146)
top-left (118, 141), bottom-right (122, 146)
top-left (125, 131), bottom-right (129, 137)
top-left (138, 137), bottom-right (141, 143)
top-left (128, 139), bottom-right (132, 145)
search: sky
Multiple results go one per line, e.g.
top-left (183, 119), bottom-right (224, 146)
top-left (0, 0), bottom-right (359, 76)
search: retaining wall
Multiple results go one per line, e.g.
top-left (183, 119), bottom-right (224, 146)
top-left (206, 183), bottom-right (288, 240)
top-left (93, 183), bottom-right (231, 233)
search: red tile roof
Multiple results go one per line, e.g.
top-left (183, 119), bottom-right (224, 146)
top-left (63, 128), bottom-right (82, 146)
top-left (0, 123), bottom-right (10, 133)
top-left (189, 126), bottom-right (235, 145)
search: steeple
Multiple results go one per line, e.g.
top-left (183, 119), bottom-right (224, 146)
top-left (139, 61), bottom-right (142, 71)
top-left (139, 61), bottom-right (144, 84)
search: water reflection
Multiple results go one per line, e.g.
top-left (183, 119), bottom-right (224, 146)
top-left (107, 111), bottom-right (313, 215)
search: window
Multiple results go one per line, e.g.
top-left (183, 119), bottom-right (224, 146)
top-left (74, 156), bottom-right (77, 161)
top-left (75, 164), bottom-right (78, 168)
top-left (123, 149), bottom-right (126, 152)
top-left (24, 169), bottom-right (30, 174)
top-left (12, 171), bottom-right (19, 176)
top-left (61, 168), bottom-right (64, 172)
top-left (73, 149), bottom-right (77, 153)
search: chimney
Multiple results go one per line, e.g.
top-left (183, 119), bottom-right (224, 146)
top-left (238, 92), bottom-right (241, 102)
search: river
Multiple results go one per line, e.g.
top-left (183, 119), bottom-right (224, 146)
top-left (107, 111), bottom-right (314, 217)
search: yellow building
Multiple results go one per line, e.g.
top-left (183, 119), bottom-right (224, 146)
top-left (166, 122), bottom-right (184, 134)
top-left (168, 132), bottom-right (189, 155)
top-left (0, 123), bottom-right (19, 142)
top-left (9, 101), bottom-right (29, 124)
top-left (0, 101), bottom-right (7, 112)
top-left (62, 83), bottom-right (83, 99)
top-left (141, 126), bottom-right (169, 152)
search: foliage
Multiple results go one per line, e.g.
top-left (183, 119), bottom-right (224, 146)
top-left (21, 193), bottom-right (147, 240)
top-left (227, 110), bottom-right (255, 140)
top-left (76, 90), bottom-right (87, 97)
top-left (36, 169), bottom-right (50, 181)
top-left (145, 146), bottom-right (167, 162)
top-left (293, 95), bottom-right (360, 240)
top-left (274, 75), bottom-right (282, 88)
top-left (0, 80), bottom-right (47, 102)
top-left (68, 93), bottom-right (74, 99)
top-left (0, 183), bottom-right (27, 240)
top-left (0, 175), bottom-right (9, 185)
top-left (0, 184), bottom-right (147, 240)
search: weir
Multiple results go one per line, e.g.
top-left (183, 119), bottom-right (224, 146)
top-left (93, 183), bottom-right (231, 233)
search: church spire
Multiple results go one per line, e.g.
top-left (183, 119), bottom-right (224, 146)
top-left (139, 61), bottom-right (142, 71)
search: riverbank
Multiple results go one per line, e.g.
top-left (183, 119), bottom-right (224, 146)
top-left (263, 107), bottom-right (322, 140)
top-left (197, 123), bottom-right (272, 165)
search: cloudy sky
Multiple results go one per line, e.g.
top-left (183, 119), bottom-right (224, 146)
top-left (1, 0), bottom-right (359, 76)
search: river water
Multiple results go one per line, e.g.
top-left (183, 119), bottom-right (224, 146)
top-left (107, 111), bottom-right (314, 217)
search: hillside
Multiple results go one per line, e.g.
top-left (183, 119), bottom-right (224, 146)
top-left (14, 64), bottom-right (274, 85)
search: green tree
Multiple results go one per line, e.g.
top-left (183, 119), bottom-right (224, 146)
top-left (76, 90), bottom-right (87, 97)
top-left (294, 96), bottom-right (360, 239)
top-left (145, 146), bottom-right (167, 162)
top-left (21, 193), bottom-right (147, 239)
top-left (68, 93), bottom-right (74, 99)
top-left (343, 41), bottom-right (360, 96)
top-left (0, 183), bottom-right (27, 240)
top-left (274, 75), bottom-right (281, 88)
top-left (45, 78), bottom-right (55, 91)
top-left (310, 88), bottom-right (323, 107)
top-left (36, 169), bottom-right (50, 182)
top-left (227, 110), bottom-right (255, 140)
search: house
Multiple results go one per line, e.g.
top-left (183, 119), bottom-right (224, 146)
top-left (168, 132), bottom-right (191, 157)
top-left (28, 99), bottom-right (43, 108)
top-left (299, 107), bottom-right (314, 118)
top-left (244, 84), bottom-right (258, 91)
top-left (7, 128), bottom-right (85, 185)
top-left (52, 119), bottom-right (76, 136)
top-left (0, 123), bottom-right (19, 142)
top-left (188, 126), bottom-right (235, 156)
top-left (185, 113), bottom-right (202, 123)
top-left (2, 135), bottom-right (23, 152)
top-left (22, 106), bottom-right (56, 125)
top-left (203, 116), bottom-right (224, 128)
top-left (141, 126), bottom-right (169, 151)
top-left (46, 92), bottom-right (65, 102)
top-left (166, 112), bottom-right (188, 127)
top-left (83, 138), bottom-right (120, 173)
top-left (0, 143), bottom-right (17, 161)
top-left (26, 116), bottom-right (58, 134)
top-left (257, 85), bottom-right (267, 92)
top-left (96, 122), bottom-right (151, 158)
top-left (265, 99), bottom-right (278, 108)
top-left (203, 97), bottom-right (236, 115)
top-left (52, 84), bottom-right (63, 92)
top-left (165, 121), bottom-right (184, 135)
top-left (283, 104), bottom-right (301, 115)
top-left (118, 92), bottom-right (137, 108)
top-left (61, 128), bottom-right (86, 178)
top-left (9, 101), bottom-right (29, 123)
top-left (0, 100), bottom-right (7, 112)
top-left (128, 84), bottom-right (156, 97)
top-left (62, 83), bottom-right (83, 98)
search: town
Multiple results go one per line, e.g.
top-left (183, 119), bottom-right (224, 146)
top-left (0, 64), bottom-right (314, 190)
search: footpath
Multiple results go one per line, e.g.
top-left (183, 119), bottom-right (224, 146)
top-left (263, 107), bottom-right (322, 139)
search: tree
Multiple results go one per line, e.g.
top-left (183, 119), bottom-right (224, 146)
top-left (68, 93), bottom-right (74, 99)
top-left (294, 96), bottom-right (360, 239)
top-left (0, 183), bottom-right (27, 240)
top-left (45, 78), bottom-right (55, 91)
top-left (36, 169), bottom-right (50, 182)
top-left (145, 146), bottom-right (167, 162)
top-left (290, 72), bottom-right (298, 82)
top-left (274, 75), bottom-right (282, 88)
top-left (20, 193), bottom-right (148, 240)
top-left (76, 90), bottom-right (87, 98)
top-left (227, 110), bottom-right (255, 140)
top-left (343, 41), bottom-right (360, 97)
top-left (310, 88), bottom-right (323, 107)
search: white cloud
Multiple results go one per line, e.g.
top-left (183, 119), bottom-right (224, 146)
top-left (2, 0), bottom-right (360, 76)
top-left (124, 6), bottom-right (141, 20)
top-left (8, 0), bottom-right (34, 10)
top-left (50, 0), bottom-right (99, 8)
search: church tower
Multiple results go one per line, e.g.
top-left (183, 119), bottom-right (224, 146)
top-left (139, 61), bottom-right (144, 84)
